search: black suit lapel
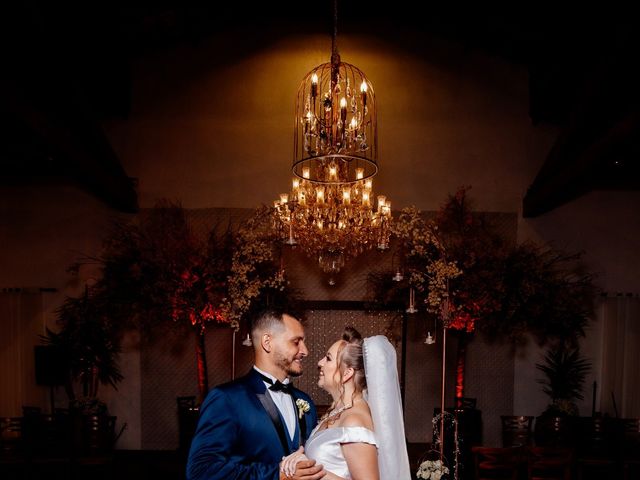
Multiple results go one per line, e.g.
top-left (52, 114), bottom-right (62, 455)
top-left (256, 392), bottom-right (290, 454)
top-left (247, 369), bottom-right (290, 454)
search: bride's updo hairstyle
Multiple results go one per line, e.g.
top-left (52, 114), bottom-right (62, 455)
top-left (336, 326), bottom-right (367, 395)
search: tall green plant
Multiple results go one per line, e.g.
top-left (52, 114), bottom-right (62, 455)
top-left (536, 345), bottom-right (591, 416)
top-left (42, 288), bottom-right (123, 404)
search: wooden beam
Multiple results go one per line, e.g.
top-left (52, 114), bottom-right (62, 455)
top-left (523, 114), bottom-right (639, 217)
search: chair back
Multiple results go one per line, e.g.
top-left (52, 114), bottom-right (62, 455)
top-left (80, 415), bottom-right (116, 456)
top-left (534, 415), bottom-right (574, 447)
top-left (621, 418), bottom-right (640, 459)
top-left (1, 417), bottom-right (23, 456)
top-left (527, 446), bottom-right (573, 480)
top-left (29, 412), bottom-right (73, 459)
top-left (472, 446), bottom-right (520, 480)
top-left (177, 396), bottom-right (199, 452)
top-left (575, 416), bottom-right (614, 457)
top-left (501, 415), bottom-right (533, 447)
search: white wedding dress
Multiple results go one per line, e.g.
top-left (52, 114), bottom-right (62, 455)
top-left (305, 425), bottom-right (377, 479)
top-left (304, 336), bottom-right (411, 480)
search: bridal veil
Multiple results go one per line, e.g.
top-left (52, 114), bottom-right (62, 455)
top-left (363, 335), bottom-right (411, 480)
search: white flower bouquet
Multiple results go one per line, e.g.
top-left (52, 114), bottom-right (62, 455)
top-left (416, 459), bottom-right (449, 480)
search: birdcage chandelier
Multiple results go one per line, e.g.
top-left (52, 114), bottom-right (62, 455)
top-left (273, 0), bottom-right (392, 282)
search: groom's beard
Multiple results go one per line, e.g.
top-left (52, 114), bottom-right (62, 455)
top-left (274, 351), bottom-right (304, 378)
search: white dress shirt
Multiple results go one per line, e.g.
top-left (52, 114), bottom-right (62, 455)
top-left (253, 366), bottom-right (297, 439)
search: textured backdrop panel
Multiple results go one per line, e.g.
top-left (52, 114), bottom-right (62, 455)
top-left (293, 310), bottom-right (402, 407)
top-left (140, 208), bottom-right (518, 449)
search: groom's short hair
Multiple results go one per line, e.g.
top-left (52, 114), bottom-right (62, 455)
top-left (250, 308), bottom-right (289, 344)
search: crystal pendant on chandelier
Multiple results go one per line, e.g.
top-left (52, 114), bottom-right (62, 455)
top-left (272, 0), bottom-right (392, 281)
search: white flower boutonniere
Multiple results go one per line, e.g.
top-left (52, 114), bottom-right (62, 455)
top-left (296, 399), bottom-right (310, 419)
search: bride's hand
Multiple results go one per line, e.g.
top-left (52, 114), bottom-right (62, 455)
top-left (280, 446), bottom-right (309, 478)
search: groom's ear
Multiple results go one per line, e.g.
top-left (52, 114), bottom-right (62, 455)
top-left (261, 333), bottom-right (272, 353)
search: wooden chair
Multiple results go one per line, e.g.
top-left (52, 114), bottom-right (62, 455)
top-left (1, 417), bottom-right (24, 457)
top-left (177, 396), bottom-right (199, 453)
top-left (28, 413), bottom-right (73, 480)
top-left (72, 415), bottom-right (117, 480)
top-left (527, 446), bottom-right (573, 480)
top-left (574, 416), bottom-right (616, 480)
top-left (472, 446), bottom-right (522, 480)
top-left (501, 415), bottom-right (534, 447)
top-left (534, 416), bottom-right (574, 448)
top-left (620, 418), bottom-right (640, 480)
top-left (0, 417), bottom-right (25, 480)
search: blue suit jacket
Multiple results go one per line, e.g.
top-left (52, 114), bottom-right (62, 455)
top-left (186, 369), bottom-right (318, 480)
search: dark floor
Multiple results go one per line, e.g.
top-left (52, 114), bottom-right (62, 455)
top-left (3, 446), bottom-right (636, 480)
top-left (1, 450), bottom-right (187, 480)
top-left (1, 446), bottom-right (431, 480)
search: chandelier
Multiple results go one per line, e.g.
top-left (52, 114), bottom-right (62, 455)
top-left (273, 0), bottom-right (392, 282)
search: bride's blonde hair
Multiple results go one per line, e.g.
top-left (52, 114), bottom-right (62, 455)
top-left (336, 326), bottom-right (367, 394)
top-left (323, 327), bottom-right (367, 424)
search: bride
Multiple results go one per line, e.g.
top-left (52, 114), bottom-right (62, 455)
top-left (281, 327), bottom-right (411, 480)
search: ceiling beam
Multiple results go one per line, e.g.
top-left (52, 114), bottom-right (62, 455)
top-left (1, 84), bottom-right (138, 213)
top-left (523, 113), bottom-right (639, 217)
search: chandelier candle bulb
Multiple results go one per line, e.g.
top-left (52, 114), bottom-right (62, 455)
top-left (317, 189), bottom-right (325, 203)
top-left (360, 80), bottom-right (367, 107)
top-left (304, 111), bottom-right (311, 133)
top-left (302, 166), bottom-right (310, 179)
top-left (340, 97), bottom-right (347, 121)
top-left (292, 178), bottom-right (300, 190)
top-left (362, 191), bottom-right (370, 206)
top-left (356, 167), bottom-right (364, 180)
top-left (280, 193), bottom-right (289, 204)
top-left (311, 73), bottom-right (318, 98)
top-left (377, 195), bottom-right (386, 213)
top-left (343, 189), bottom-right (351, 204)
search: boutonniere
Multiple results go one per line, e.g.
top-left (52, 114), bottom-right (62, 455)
top-left (296, 399), bottom-right (310, 419)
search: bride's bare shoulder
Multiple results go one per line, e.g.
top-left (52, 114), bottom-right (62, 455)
top-left (339, 403), bottom-right (374, 430)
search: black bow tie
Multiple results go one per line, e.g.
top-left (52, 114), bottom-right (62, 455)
top-left (269, 381), bottom-right (293, 395)
top-left (256, 370), bottom-right (293, 395)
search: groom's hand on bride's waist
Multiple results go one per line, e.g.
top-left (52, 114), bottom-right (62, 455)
top-left (279, 459), bottom-right (325, 480)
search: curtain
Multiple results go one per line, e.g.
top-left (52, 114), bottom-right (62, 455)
top-left (599, 294), bottom-right (640, 418)
top-left (0, 289), bottom-right (47, 417)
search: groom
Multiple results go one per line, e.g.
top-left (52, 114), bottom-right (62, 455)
top-left (186, 308), bottom-right (324, 480)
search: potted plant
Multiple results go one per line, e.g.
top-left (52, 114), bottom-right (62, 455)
top-left (42, 287), bottom-right (123, 411)
top-left (41, 287), bottom-right (123, 454)
top-left (534, 344), bottom-right (591, 446)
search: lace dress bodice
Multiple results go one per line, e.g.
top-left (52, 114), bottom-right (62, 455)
top-left (305, 426), bottom-right (377, 479)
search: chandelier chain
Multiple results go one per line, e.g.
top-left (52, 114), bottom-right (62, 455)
top-left (332, 0), bottom-right (339, 58)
